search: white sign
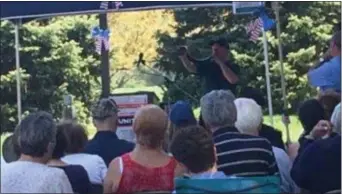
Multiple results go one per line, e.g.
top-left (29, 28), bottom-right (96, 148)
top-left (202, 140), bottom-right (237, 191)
top-left (232, 1), bottom-right (264, 15)
top-left (110, 94), bottom-right (148, 143)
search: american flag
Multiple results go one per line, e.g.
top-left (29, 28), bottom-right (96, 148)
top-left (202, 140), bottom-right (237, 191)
top-left (100, 1), bottom-right (123, 10)
top-left (246, 17), bottom-right (264, 42)
top-left (95, 37), bottom-right (110, 54)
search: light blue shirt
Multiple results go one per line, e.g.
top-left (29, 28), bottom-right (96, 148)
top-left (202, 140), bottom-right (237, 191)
top-left (308, 56), bottom-right (341, 92)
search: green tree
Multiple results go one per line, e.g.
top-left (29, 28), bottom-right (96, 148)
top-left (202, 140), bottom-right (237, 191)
top-left (0, 16), bottom-right (101, 133)
top-left (155, 2), bottom-right (340, 112)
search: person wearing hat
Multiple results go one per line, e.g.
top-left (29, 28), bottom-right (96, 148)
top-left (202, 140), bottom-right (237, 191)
top-left (169, 101), bottom-right (197, 128)
top-left (83, 98), bottom-right (134, 167)
top-left (178, 37), bottom-right (240, 95)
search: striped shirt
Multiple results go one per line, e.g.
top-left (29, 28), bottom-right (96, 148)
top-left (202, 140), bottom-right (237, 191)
top-left (213, 127), bottom-right (279, 177)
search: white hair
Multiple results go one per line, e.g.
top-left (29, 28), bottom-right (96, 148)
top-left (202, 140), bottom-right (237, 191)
top-left (234, 98), bottom-right (263, 135)
top-left (331, 103), bottom-right (341, 134)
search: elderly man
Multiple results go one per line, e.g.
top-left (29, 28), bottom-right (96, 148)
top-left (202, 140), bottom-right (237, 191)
top-left (307, 31), bottom-right (341, 93)
top-left (84, 97), bottom-right (134, 166)
top-left (234, 98), bottom-right (299, 193)
top-left (200, 90), bottom-right (278, 177)
top-left (291, 103), bottom-right (341, 193)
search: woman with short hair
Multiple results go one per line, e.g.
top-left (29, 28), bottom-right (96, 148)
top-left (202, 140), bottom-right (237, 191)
top-left (60, 122), bottom-right (107, 185)
top-left (104, 105), bottom-right (185, 194)
top-left (48, 123), bottom-right (92, 194)
top-left (1, 111), bottom-right (73, 193)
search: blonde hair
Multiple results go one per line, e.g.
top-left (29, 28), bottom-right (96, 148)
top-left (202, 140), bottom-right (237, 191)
top-left (133, 105), bottom-right (168, 149)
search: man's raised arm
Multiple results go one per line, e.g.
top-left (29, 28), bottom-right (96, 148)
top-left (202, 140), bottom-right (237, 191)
top-left (178, 46), bottom-right (197, 73)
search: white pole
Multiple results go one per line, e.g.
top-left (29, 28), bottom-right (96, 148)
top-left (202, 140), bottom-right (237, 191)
top-left (262, 28), bottom-right (274, 126)
top-left (15, 20), bottom-right (22, 123)
top-left (273, 2), bottom-right (290, 143)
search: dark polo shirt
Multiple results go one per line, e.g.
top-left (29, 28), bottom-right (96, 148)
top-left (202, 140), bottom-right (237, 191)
top-left (83, 131), bottom-right (134, 166)
top-left (213, 126), bottom-right (279, 177)
top-left (194, 57), bottom-right (240, 95)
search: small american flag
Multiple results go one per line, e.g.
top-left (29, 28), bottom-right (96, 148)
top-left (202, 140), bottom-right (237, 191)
top-left (246, 17), bottom-right (264, 42)
top-left (100, 1), bottom-right (109, 9)
top-left (95, 37), bottom-right (102, 54)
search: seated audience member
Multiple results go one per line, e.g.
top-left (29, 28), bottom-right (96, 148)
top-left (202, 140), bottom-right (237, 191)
top-left (1, 112), bottom-right (73, 193)
top-left (48, 123), bottom-right (92, 194)
top-left (84, 98), bottom-right (134, 166)
top-left (307, 31), bottom-right (341, 93)
top-left (164, 101), bottom-right (198, 151)
top-left (61, 122), bottom-right (107, 185)
top-left (200, 90), bottom-right (278, 176)
top-left (104, 105), bottom-right (184, 194)
top-left (2, 134), bottom-right (20, 164)
top-left (240, 87), bottom-right (285, 150)
top-left (296, 99), bottom-right (337, 155)
top-left (169, 101), bottom-right (197, 128)
top-left (291, 104), bottom-right (341, 193)
top-left (234, 98), bottom-right (299, 193)
top-left (170, 125), bottom-right (226, 179)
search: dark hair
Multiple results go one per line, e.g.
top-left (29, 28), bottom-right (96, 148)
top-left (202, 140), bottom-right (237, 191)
top-left (170, 125), bottom-right (216, 173)
top-left (318, 93), bottom-right (341, 120)
top-left (14, 111), bottom-right (56, 157)
top-left (58, 122), bottom-right (88, 154)
top-left (298, 99), bottom-right (325, 135)
top-left (52, 125), bottom-right (68, 159)
top-left (2, 135), bottom-right (20, 163)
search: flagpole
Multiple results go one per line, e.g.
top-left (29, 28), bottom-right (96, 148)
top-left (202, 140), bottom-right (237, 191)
top-left (15, 19), bottom-right (22, 123)
top-left (262, 28), bottom-right (274, 127)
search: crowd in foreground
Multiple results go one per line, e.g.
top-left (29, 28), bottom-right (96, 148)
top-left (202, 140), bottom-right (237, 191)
top-left (1, 88), bottom-right (341, 194)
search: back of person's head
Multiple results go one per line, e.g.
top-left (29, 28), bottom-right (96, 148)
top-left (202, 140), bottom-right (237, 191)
top-left (240, 87), bottom-right (266, 108)
top-left (169, 101), bottom-right (197, 128)
top-left (200, 90), bottom-right (236, 130)
top-left (298, 99), bottom-right (325, 135)
top-left (14, 111), bottom-right (56, 158)
top-left (52, 124), bottom-right (68, 159)
top-left (2, 135), bottom-right (20, 163)
top-left (234, 98), bottom-right (263, 135)
top-left (133, 105), bottom-right (168, 149)
top-left (58, 121), bottom-right (88, 154)
top-left (170, 125), bottom-right (216, 173)
top-left (318, 91), bottom-right (341, 119)
top-left (91, 97), bottom-right (119, 129)
top-left (331, 103), bottom-right (341, 135)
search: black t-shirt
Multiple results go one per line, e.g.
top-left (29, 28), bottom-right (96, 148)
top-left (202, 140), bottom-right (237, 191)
top-left (194, 57), bottom-right (240, 95)
top-left (53, 165), bottom-right (92, 194)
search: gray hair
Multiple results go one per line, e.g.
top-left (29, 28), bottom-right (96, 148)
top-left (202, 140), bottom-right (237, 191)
top-left (200, 90), bottom-right (237, 129)
top-left (331, 103), bottom-right (341, 134)
top-left (234, 98), bottom-right (263, 135)
top-left (14, 111), bottom-right (57, 157)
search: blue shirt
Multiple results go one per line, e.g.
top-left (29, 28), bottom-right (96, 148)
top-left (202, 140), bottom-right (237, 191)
top-left (308, 56), bottom-right (341, 92)
top-left (83, 131), bottom-right (134, 166)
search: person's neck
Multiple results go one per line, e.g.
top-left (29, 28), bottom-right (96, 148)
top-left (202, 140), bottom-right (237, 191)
top-left (211, 124), bottom-right (234, 133)
top-left (19, 154), bottom-right (48, 165)
top-left (96, 124), bottom-right (116, 132)
top-left (244, 131), bottom-right (259, 136)
top-left (132, 144), bottom-right (165, 158)
top-left (190, 166), bottom-right (217, 176)
top-left (47, 159), bottom-right (67, 167)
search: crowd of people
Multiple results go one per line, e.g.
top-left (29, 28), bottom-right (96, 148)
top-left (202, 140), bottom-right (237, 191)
top-left (1, 25), bottom-right (341, 194)
top-left (1, 87), bottom-right (341, 193)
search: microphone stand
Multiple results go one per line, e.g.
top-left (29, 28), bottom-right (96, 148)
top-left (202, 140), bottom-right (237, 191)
top-left (136, 55), bottom-right (198, 115)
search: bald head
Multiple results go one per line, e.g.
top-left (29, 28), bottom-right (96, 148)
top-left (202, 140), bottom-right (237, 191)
top-left (133, 105), bottom-right (168, 148)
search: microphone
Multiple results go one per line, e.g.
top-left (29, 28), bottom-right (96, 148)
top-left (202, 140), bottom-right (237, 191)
top-left (137, 53), bottom-right (144, 67)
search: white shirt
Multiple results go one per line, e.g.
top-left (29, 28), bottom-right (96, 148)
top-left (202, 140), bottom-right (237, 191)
top-left (272, 146), bottom-right (300, 193)
top-left (1, 156), bottom-right (7, 166)
top-left (1, 161), bottom-right (73, 193)
top-left (62, 153), bottom-right (107, 184)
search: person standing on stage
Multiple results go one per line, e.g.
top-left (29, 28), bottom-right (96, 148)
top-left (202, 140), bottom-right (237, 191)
top-left (178, 37), bottom-right (240, 95)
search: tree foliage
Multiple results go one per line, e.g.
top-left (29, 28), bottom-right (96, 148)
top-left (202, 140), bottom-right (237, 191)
top-left (0, 16), bottom-right (100, 132)
top-left (155, 2), bottom-right (341, 112)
